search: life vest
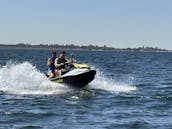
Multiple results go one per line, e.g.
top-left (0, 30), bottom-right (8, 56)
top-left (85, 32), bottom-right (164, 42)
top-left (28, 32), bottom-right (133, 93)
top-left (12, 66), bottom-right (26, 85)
top-left (48, 56), bottom-right (56, 71)
top-left (56, 58), bottom-right (67, 70)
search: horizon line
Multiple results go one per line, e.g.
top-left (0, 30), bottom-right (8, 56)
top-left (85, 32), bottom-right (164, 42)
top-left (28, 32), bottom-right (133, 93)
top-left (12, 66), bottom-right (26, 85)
top-left (0, 43), bottom-right (170, 51)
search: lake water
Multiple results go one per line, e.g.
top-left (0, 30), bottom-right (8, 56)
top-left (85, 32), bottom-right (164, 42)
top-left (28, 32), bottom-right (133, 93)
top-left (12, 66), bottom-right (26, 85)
top-left (0, 49), bottom-right (172, 129)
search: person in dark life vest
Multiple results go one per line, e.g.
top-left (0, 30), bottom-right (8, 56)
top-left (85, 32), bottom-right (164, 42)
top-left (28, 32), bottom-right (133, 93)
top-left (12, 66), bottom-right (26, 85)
top-left (47, 51), bottom-right (57, 79)
top-left (55, 51), bottom-right (67, 76)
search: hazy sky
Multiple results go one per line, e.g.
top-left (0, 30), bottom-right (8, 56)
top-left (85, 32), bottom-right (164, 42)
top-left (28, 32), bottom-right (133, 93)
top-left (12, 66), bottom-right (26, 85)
top-left (0, 0), bottom-right (172, 49)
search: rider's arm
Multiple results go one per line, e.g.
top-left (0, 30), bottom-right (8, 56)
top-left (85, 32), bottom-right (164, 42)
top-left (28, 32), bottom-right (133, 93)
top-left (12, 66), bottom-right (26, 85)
top-left (47, 58), bottom-right (51, 66)
top-left (55, 58), bottom-right (64, 68)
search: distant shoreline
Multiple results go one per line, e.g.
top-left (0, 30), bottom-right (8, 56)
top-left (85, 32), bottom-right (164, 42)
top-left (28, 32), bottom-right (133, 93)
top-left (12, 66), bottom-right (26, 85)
top-left (0, 44), bottom-right (171, 52)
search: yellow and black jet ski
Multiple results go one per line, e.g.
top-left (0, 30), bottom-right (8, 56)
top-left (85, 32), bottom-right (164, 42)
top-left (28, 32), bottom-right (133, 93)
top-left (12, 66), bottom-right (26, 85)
top-left (50, 63), bottom-right (96, 88)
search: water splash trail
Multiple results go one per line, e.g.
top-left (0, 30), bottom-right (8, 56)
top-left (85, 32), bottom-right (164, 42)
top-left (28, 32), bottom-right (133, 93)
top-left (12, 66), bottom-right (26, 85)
top-left (89, 70), bottom-right (136, 93)
top-left (0, 62), bottom-right (70, 95)
top-left (0, 62), bottom-right (136, 95)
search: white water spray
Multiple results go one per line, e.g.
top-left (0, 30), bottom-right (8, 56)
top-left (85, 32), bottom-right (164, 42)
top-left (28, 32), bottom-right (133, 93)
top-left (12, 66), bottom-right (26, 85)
top-left (0, 62), bottom-right (136, 95)
top-left (89, 70), bottom-right (136, 93)
top-left (0, 62), bottom-right (69, 95)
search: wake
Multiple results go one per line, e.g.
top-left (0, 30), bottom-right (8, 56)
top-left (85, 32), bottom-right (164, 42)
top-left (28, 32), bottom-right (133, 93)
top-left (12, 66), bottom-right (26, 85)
top-left (89, 70), bottom-right (136, 93)
top-left (0, 62), bottom-right (69, 95)
top-left (0, 62), bottom-right (136, 95)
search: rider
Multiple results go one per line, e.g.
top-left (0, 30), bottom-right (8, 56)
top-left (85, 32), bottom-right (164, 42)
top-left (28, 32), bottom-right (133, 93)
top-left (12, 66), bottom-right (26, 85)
top-left (47, 51), bottom-right (57, 79)
top-left (55, 51), bottom-right (67, 76)
top-left (70, 53), bottom-right (76, 63)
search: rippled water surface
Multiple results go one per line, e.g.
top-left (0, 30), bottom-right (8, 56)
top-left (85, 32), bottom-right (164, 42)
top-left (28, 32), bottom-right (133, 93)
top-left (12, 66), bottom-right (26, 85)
top-left (0, 49), bottom-right (172, 129)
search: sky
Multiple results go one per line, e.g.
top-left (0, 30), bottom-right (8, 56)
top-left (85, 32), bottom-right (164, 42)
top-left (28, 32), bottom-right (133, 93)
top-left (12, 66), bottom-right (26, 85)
top-left (0, 0), bottom-right (172, 49)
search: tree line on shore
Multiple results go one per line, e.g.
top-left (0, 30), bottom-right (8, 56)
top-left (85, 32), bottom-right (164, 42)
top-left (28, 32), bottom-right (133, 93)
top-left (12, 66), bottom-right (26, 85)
top-left (0, 43), bottom-right (169, 52)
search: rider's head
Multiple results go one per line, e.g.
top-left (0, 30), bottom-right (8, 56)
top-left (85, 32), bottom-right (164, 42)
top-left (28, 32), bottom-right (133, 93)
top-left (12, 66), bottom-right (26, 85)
top-left (60, 51), bottom-right (66, 58)
top-left (51, 51), bottom-right (56, 57)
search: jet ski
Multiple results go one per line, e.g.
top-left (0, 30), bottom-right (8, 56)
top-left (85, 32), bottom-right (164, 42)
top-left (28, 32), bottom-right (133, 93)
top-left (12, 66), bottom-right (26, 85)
top-left (50, 63), bottom-right (96, 88)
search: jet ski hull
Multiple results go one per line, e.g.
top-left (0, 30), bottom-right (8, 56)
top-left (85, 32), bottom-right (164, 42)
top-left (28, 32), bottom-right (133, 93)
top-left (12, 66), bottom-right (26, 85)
top-left (51, 69), bottom-right (96, 88)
